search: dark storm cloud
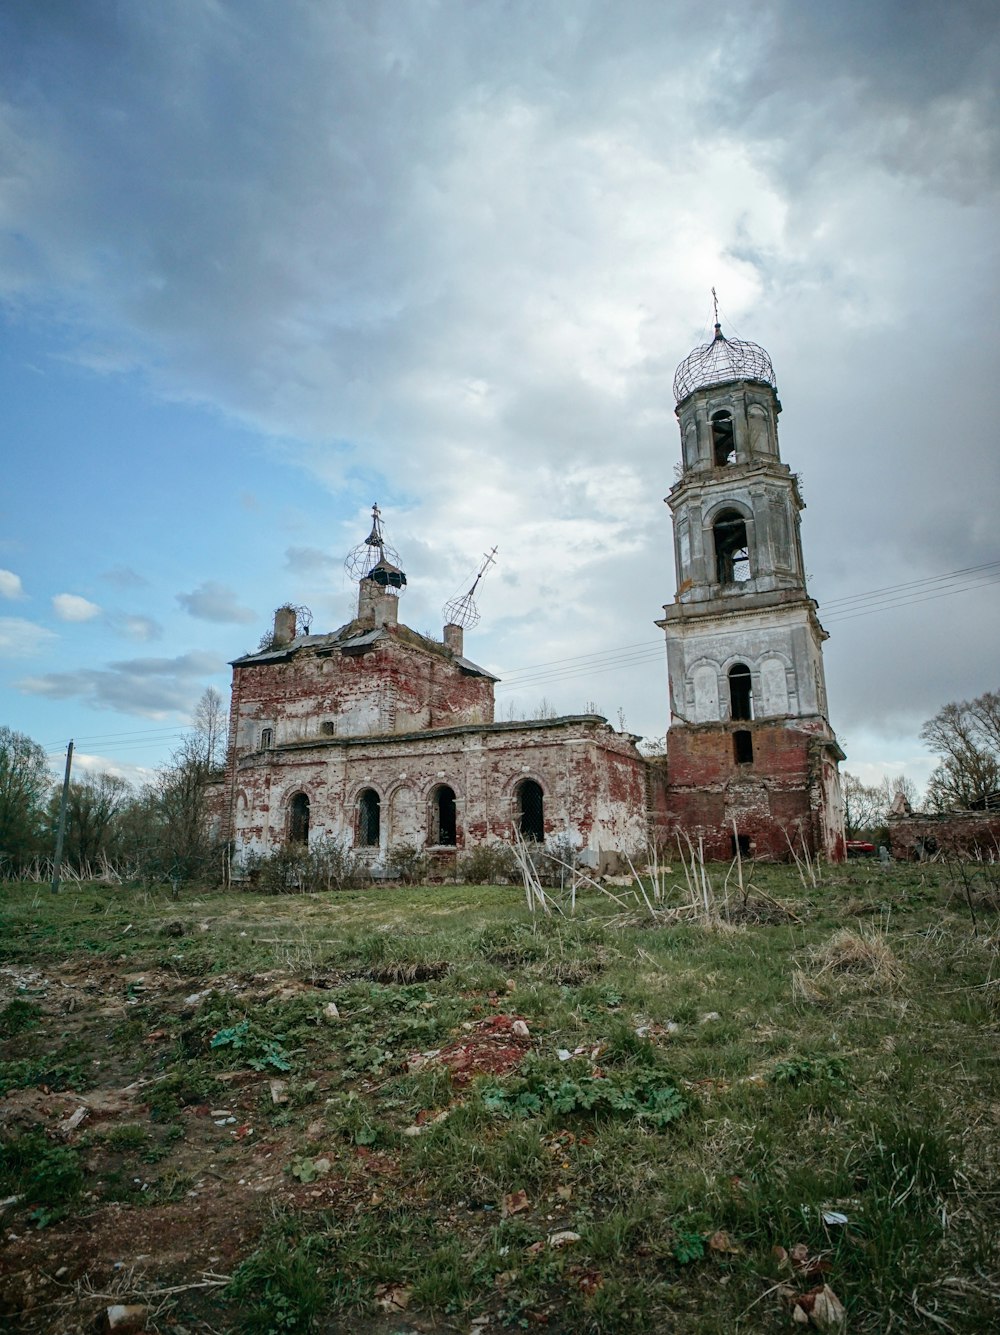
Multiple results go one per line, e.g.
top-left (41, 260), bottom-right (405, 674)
top-left (17, 650), bottom-right (223, 717)
top-left (0, 1), bottom-right (997, 768)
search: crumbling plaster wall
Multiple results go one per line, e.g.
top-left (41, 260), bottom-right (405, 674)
top-left (231, 717), bottom-right (648, 868)
top-left (663, 603), bottom-right (829, 725)
top-left (229, 632), bottom-right (494, 756)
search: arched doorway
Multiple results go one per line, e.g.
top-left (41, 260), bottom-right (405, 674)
top-left (729, 663), bottom-right (753, 720)
top-left (515, 778), bottom-right (544, 841)
top-left (289, 792), bottom-right (310, 845)
top-left (714, 510), bottom-right (751, 584)
top-left (358, 788), bottom-right (380, 847)
top-left (431, 785), bottom-right (457, 846)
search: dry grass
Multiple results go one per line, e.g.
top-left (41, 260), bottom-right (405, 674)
top-left (793, 924), bottom-right (906, 1003)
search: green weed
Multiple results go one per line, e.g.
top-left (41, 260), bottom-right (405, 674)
top-left (0, 1131), bottom-right (83, 1222)
top-left (0, 997), bottom-right (42, 1036)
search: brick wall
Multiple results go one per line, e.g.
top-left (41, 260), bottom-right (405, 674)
top-left (888, 811), bottom-right (1000, 860)
top-left (653, 718), bottom-right (844, 860)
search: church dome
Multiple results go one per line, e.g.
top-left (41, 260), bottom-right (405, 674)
top-left (673, 324), bottom-right (777, 403)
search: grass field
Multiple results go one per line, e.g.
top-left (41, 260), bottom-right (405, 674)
top-left (0, 857), bottom-right (998, 1334)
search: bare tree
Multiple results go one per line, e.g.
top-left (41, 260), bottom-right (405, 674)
top-left (193, 685), bottom-right (227, 771)
top-left (842, 772), bottom-right (888, 839)
top-left (119, 689), bottom-right (229, 885)
top-left (921, 690), bottom-right (1000, 811)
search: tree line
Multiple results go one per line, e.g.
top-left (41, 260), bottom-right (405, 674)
top-left (0, 689), bottom-right (228, 884)
top-left (842, 687), bottom-right (1000, 840)
top-left (3, 685), bottom-right (998, 879)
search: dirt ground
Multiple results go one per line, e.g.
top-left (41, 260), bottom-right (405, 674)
top-left (0, 959), bottom-right (441, 1334)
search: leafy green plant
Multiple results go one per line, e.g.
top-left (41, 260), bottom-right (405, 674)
top-left (0, 1131), bottom-right (83, 1219)
top-left (672, 1228), bottom-right (706, 1265)
top-left (481, 1067), bottom-right (687, 1129)
top-left (0, 997), bottom-right (42, 1037)
top-left (209, 1020), bottom-right (292, 1071)
top-left (769, 1054), bottom-right (847, 1088)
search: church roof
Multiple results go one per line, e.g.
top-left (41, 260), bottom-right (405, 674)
top-left (230, 623), bottom-right (498, 680)
top-left (673, 324), bottom-right (777, 403)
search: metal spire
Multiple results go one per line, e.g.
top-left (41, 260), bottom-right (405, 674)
top-left (443, 546), bottom-right (498, 631)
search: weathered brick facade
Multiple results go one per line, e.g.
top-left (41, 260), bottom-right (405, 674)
top-left (222, 319), bottom-right (847, 871)
top-left (888, 811), bottom-right (1000, 860)
top-left (649, 719), bottom-right (844, 859)
top-left (223, 589), bottom-right (648, 872)
top-left (655, 321), bottom-right (846, 861)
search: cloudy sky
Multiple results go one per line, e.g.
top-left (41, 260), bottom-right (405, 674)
top-left (1, 0), bottom-right (998, 795)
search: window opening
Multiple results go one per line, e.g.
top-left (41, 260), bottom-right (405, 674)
top-left (289, 792), bottom-right (310, 844)
top-left (432, 785), bottom-right (457, 846)
top-left (733, 730), bottom-right (754, 764)
top-left (731, 832), bottom-right (752, 856)
top-left (358, 788), bottom-right (380, 847)
top-left (714, 511), bottom-right (750, 584)
top-left (729, 663), bottom-right (753, 720)
top-left (260, 726), bottom-right (273, 749)
top-left (516, 779), bottom-right (545, 841)
top-left (711, 410), bottom-right (736, 466)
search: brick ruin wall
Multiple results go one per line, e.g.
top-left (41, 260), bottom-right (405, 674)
top-left (228, 633), bottom-right (495, 754)
top-left (888, 811), bottom-right (1000, 861)
top-left (229, 718), bottom-right (649, 873)
top-left (221, 623), bottom-right (845, 867)
top-left (648, 719), bottom-right (844, 861)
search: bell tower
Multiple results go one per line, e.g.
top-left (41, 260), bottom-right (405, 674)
top-left (656, 312), bottom-right (845, 860)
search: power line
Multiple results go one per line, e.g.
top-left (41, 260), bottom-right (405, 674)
top-left (40, 723), bottom-right (186, 749)
top-left (495, 560), bottom-right (999, 695)
top-left (818, 559), bottom-right (1000, 611)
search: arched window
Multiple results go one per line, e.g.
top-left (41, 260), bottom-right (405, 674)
top-left (516, 778), bottom-right (545, 841)
top-left (289, 792), bottom-right (310, 845)
top-left (729, 663), bottom-right (753, 720)
top-left (714, 511), bottom-right (750, 584)
top-left (358, 789), bottom-right (380, 847)
top-left (711, 410), bottom-right (736, 466)
top-left (431, 785), bottom-right (457, 846)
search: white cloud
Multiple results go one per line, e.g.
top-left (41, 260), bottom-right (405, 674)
top-left (176, 581), bottom-right (257, 625)
top-left (0, 569), bottom-right (25, 600)
top-left (0, 617), bottom-right (57, 659)
top-left (53, 593), bottom-right (101, 622)
top-left (73, 752), bottom-right (158, 788)
top-left (108, 613), bottom-right (163, 642)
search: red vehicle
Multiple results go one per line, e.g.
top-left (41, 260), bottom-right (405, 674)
top-left (846, 841), bottom-right (876, 858)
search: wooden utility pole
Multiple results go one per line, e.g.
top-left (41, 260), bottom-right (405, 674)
top-left (50, 740), bottom-right (74, 895)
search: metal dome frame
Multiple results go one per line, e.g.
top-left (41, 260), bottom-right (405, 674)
top-left (672, 325), bottom-right (777, 404)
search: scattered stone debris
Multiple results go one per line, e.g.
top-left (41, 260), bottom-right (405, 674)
top-left (100, 1304), bottom-right (147, 1334)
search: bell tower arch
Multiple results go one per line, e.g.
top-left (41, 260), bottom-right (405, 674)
top-left (656, 313), bottom-right (845, 860)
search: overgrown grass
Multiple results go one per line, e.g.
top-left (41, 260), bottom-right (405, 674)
top-left (0, 862), bottom-right (997, 1332)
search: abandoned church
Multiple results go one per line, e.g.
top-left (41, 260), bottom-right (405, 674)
top-left (221, 323), bottom-right (846, 869)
